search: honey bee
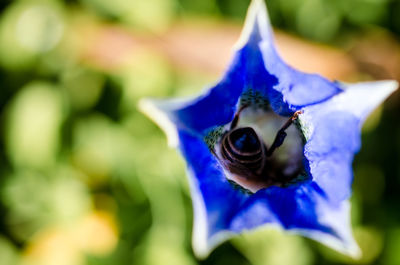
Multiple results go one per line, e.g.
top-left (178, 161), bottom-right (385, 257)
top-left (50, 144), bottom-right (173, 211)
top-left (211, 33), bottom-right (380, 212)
top-left (217, 105), bottom-right (302, 183)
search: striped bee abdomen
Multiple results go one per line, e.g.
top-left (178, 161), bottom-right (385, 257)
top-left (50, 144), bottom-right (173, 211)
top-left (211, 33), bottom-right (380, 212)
top-left (220, 127), bottom-right (266, 178)
top-left (215, 106), bottom-right (303, 185)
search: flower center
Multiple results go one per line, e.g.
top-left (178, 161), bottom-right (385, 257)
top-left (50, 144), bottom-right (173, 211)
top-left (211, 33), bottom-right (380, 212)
top-left (206, 107), bottom-right (308, 193)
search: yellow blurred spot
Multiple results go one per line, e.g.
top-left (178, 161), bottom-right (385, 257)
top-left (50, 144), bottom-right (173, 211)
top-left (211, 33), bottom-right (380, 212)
top-left (72, 211), bottom-right (118, 255)
top-left (23, 229), bottom-right (83, 265)
top-left (22, 211), bottom-right (118, 265)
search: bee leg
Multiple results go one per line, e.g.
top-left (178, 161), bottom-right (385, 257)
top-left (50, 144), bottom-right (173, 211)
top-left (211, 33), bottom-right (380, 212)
top-left (266, 110), bottom-right (302, 156)
top-left (230, 104), bottom-right (249, 130)
top-left (266, 131), bottom-right (287, 156)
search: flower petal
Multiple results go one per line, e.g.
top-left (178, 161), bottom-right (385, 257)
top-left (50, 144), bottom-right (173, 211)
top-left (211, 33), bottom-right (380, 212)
top-left (259, 41), bottom-right (343, 109)
top-left (139, 0), bottom-right (399, 259)
top-left (140, 0), bottom-right (345, 137)
top-left (140, 41), bottom-right (274, 136)
top-left (177, 130), bottom-right (250, 257)
top-left (300, 80), bottom-right (398, 202)
top-left (177, 128), bottom-right (360, 258)
top-left (230, 182), bottom-right (360, 257)
top-left (245, 0), bottom-right (343, 110)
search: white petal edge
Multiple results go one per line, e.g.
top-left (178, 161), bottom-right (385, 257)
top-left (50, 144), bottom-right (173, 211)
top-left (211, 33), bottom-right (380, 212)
top-left (299, 80), bottom-right (398, 139)
top-left (337, 80), bottom-right (398, 123)
top-left (191, 181), bottom-right (282, 260)
top-left (138, 98), bottom-right (180, 147)
top-left (233, 0), bottom-right (274, 51)
top-left (290, 200), bottom-right (361, 259)
top-left (190, 164), bottom-right (234, 258)
top-left (139, 98), bottom-right (235, 257)
top-left (192, 188), bottom-right (360, 259)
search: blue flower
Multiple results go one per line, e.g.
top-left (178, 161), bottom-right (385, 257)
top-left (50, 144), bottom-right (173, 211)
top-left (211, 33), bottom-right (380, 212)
top-left (139, 0), bottom-right (397, 258)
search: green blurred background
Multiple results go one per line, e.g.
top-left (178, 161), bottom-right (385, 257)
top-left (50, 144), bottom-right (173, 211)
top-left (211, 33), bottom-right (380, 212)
top-left (0, 0), bottom-right (400, 264)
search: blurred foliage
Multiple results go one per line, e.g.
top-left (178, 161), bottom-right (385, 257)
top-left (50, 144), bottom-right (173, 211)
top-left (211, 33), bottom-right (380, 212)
top-left (0, 0), bottom-right (399, 265)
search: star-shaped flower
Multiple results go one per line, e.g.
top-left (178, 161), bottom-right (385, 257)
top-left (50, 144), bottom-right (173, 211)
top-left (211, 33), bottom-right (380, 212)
top-left (139, 0), bottom-right (397, 258)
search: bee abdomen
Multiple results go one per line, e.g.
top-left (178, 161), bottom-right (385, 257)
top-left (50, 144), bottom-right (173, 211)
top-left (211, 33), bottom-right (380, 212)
top-left (220, 127), bottom-right (265, 176)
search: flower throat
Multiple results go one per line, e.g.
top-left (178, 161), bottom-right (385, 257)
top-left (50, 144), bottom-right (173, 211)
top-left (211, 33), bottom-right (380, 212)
top-left (210, 105), bottom-right (306, 193)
